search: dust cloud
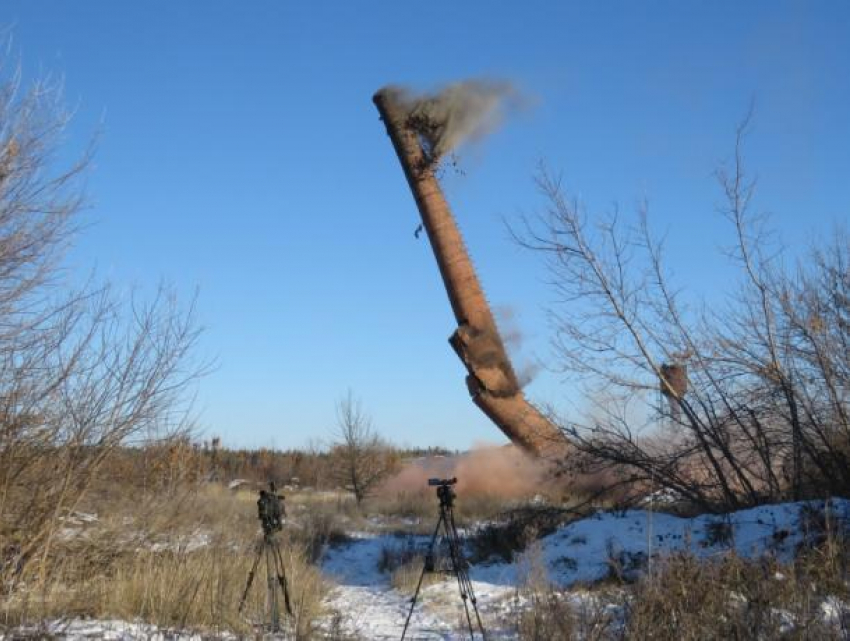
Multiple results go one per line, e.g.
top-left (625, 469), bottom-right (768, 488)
top-left (379, 443), bottom-right (553, 500)
top-left (382, 80), bottom-right (521, 159)
top-left (494, 305), bottom-right (541, 389)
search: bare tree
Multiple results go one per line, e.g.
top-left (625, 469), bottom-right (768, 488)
top-left (330, 390), bottom-right (396, 506)
top-left (0, 51), bottom-right (203, 588)
top-left (516, 120), bottom-right (849, 512)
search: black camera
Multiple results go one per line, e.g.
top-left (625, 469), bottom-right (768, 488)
top-left (428, 477), bottom-right (457, 508)
top-left (428, 477), bottom-right (457, 486)
top-left (257, 482), bottom-right (286, 536)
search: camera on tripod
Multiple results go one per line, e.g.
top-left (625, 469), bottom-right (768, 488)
top-left (240, 480), bottom-right (293, 629)
top-left (428, 477), bottom-right (457, 508)
top-left (256, 481), bottom-right (286, 536)
top-left (401, 475), bottom-right (487, 640)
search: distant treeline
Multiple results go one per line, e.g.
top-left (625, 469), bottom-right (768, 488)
top-left (97, 439), bottom-right (457, 493)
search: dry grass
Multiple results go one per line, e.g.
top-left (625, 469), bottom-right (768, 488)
top-left (512, 542), bottom-right (615, 640)
top-left (289, 500), bottom-right (355, 563)
top-left (2, 483), bottom-right (332, 638)
top-left (509, 530), bottom-right (850, 640)
top-left (9, 540), bottom-right (326, 637)
top-left (7, 467), bottom-right (850, 639)
top-left (374, 538), bottom-right (421, 593)
top-left (623, 551), bottom-right (847, 639)
top-left (365, 490), bottom-right (435, 522)
top-left (366, 488), bottom-right (571, 538)
top-left (513, 542), bottom-right (578, 640)
top-left (390, 557), bottom-right (431, 594)
top-left (621, 506), bottom-right (850, 639)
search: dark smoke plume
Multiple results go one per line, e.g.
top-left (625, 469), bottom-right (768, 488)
top-left (381, 80), bottom-right (520, 160)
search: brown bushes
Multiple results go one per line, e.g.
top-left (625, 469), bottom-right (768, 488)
top-left (623, 547), bottom-right (849, 640)
top-left (510, 530), bottom-right (850, 640)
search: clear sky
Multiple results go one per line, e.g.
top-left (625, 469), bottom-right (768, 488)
top-left (3, 1), bottom-right (848, 450)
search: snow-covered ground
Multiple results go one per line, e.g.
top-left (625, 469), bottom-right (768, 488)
top-left (4, 498), bottom-right (848, 639)
top-left (320, 531), bottom-right (517, 639)
top-left (1, 619), bottom-right (232, 640)
top-left (474, 498), bottom-right (850, 585)
top-left (319, 497), bottom-right (850, 639)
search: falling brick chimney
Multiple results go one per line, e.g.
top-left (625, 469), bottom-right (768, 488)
top-left (373, 87), bottom-right (566, 458)
top-left (660, 362), bottom-right (688, 419)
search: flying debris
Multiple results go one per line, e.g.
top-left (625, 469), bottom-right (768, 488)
top-left (379, 80), bottom-right (521, 163)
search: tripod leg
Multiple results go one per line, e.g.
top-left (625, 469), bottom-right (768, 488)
top-left (455, 566), bottom-right (486, 641)
top-left (447, 533), bottom-right (475, 639)
top-left (447, 510), bottom-right (487, 641)
top-left (438, 506), bottom-right (474, 638)
top-left (272, 539), bottom-right (294, 616)
top-left (401, 513), bottom-right (444, 641)
top-left (265, 541), bottom-right (280, 632)
top-left (238, 542), bottom-right (264, 614)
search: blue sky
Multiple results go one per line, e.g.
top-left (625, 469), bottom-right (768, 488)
top-left (3, 1), bottom-right (848, 449)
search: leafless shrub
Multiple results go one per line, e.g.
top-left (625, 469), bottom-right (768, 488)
top-left (329, 390), bottom-right (399, 506)
top-left (0, 48), bottom-right (203, 597)
top-left (516, 116), bottom-right (850, 511)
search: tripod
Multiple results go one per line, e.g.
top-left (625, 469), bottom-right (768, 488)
top-left (238, 530), bottom-right (293, 633)
top-left (401, 479), bottom-right (487, 641)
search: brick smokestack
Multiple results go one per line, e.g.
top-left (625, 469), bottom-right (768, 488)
top-left (373, 87), bottom-right (566, 457)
